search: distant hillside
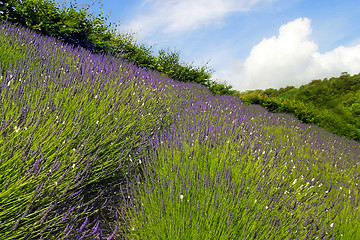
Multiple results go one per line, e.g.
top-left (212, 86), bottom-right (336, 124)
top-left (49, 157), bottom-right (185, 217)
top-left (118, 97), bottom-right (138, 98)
top-left (237, 72), bottom-right (360, 141)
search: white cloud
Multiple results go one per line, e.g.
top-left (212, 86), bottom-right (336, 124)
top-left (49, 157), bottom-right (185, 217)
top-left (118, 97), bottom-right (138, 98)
top-left (234, 17), bottom-right (360, 90)
top-left (124, 0), bottom-right (274, 38)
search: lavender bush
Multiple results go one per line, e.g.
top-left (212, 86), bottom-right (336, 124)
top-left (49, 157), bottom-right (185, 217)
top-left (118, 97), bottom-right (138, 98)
top-left (0, 22), bottom-right (179, 239)
top-left (1, 22), bottom-right (359, 239)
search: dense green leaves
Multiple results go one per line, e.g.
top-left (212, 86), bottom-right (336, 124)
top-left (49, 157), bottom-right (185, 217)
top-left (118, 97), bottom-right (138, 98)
top-left (0, 0), bottom-right (116, 52)
top-left (238, 73), bottom-right (360, 141)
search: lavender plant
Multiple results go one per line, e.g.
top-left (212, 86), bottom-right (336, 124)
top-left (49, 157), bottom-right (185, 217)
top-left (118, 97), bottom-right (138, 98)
top-left (125, 86), bottom-right (360, 239)
top-left (1, 21), bottom-right (360, 240)
top-left (0, 22), bottom-right (178, 239)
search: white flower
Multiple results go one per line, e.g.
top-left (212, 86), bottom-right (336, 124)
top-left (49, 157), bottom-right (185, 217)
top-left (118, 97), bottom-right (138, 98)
top-left (14, 126), bottom-right (20, 133)
top-left (292, 179), bottom-right (297, 185)
top-left (254, 199), bottom-right (257, 203)
top-left (330, 223), bottom-right (334, 228)
top-left (96, 120), bottom-right (99, 124)
top-left (180, 195), bottom-right (184, 200)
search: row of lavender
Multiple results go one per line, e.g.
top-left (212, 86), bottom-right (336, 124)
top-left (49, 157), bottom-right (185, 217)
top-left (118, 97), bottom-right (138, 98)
top-left (126, 89), bottom-right (360, 239)
top-left (1, 21), bottom-right (360, 239)
top-left (0, 22), bottom-right (204, 239)
top-left (123, 61), bottom-right (360, 238)
top-left (122, 90), bottom-right (360, 239)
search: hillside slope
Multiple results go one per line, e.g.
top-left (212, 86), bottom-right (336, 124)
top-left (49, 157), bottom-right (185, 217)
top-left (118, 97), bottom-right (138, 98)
top-left (2, 0), bottom-right (358, 143)
top-left (1, 22), bottom-right (360, 239)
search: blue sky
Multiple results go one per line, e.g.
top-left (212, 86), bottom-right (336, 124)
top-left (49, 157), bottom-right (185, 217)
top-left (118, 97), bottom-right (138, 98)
top-left (58, 0), bottom-right (360, 91)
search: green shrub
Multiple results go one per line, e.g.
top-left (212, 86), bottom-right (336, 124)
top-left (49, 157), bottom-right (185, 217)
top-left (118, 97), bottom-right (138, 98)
top-left (237, 74), bottom-right (360, 141)
top-left (0, 0), bottom-right (232, 95)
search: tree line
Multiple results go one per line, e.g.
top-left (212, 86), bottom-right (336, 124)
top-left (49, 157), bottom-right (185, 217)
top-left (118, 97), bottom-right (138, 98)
top-left (0, 0), bottom-right (234, 95)
top-left (237, 72), bottom-right (360, 141)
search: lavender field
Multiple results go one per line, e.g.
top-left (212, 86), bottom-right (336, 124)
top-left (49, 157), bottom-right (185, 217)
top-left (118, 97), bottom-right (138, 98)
top-left (1, 22), bottom-right (360, 239)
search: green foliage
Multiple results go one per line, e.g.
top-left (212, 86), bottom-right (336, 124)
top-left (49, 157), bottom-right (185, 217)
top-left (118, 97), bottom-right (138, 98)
top-left (238, 73), bottom-right (360, 141)
top-left (114, 41), bottom-right (157, 69)
top-left (156, 49), bottom-right (213, 86)
top-left (0, 0), bottom-right (118, 52)
top-left (206, 79), bottom-right (235, 95)
top-left (237, 91), bottom-right (316, 124)
top-left (0, 0), bottom-right (233, 95)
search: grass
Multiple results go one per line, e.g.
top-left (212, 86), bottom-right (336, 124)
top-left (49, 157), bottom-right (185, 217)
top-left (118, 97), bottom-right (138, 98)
top-left (0, 21), bottom-right (360, 239)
